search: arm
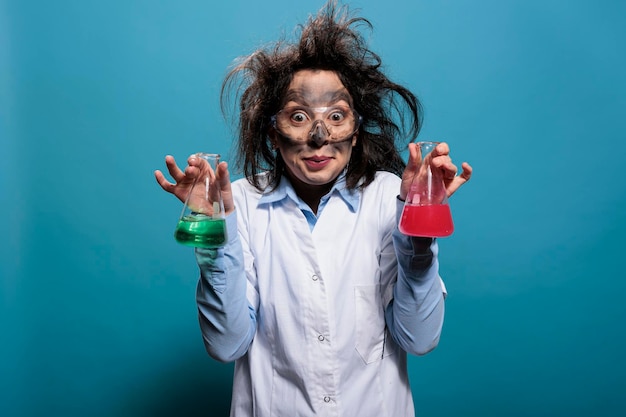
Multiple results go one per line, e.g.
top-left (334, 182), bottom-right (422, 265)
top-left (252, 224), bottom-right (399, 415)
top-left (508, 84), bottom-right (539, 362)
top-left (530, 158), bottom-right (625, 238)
top-left (384, 199), bottom-right (445, 356)
top-left (385, 142), bottom-right (472, 355)
top-left (155, 155), bottom-right (255, 362)
top-left (195, 211), bottom-right (257, 363)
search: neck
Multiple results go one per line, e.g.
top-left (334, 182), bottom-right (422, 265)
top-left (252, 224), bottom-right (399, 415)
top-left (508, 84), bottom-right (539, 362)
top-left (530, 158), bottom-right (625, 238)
top-left (287, 174), bottom-right (336, 215)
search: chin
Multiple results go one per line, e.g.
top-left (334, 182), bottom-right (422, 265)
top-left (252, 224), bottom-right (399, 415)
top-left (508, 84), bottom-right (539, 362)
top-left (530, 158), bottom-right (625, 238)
top-left (309, 167), bottom-right (342, 179)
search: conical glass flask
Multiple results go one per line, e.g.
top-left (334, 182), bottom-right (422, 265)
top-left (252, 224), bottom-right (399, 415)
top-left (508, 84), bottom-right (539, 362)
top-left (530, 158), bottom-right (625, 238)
top-left (399, 141), bottom-right (454, 237)
top-left (174, 153), bottom-right (227, 248)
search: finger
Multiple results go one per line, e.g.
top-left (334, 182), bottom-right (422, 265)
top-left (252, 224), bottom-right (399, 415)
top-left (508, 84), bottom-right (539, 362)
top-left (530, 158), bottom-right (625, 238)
top-left (459, 162), bottom-right (473, 182)
top-left (431, 154), bottom-right (454, 170)
top-left (400, 143), bottom-right (421, 200)
top-left (430, 155), bottom-right (458, 181)
top-left (216, 161), bottom-right (231, 189)
top-left (187, 154), bottom-right (204, 168)
top-left (406, 142), bottom-right (421, 170)
top-left (165, 155), bottom-right (186, 182)
top-left (432, 142), bottom-right (450, 157)
top-left (187, 154), bottom-right (218, 181)
top-left (216, 162), bottom-right (235, 214)
top-left (442, 161), bottom-right (458, 180)
top-left (183, 164), bottom-right (202, 179)
top-left (423, 142), bottom-right (449, 170)
top-left (154, 169), bottom-right (176, 193)
top-left (446, 162), bottom-right (473, 196)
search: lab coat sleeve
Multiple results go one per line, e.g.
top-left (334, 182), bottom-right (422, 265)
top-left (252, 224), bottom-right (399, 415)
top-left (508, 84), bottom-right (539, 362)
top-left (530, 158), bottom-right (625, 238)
top-left (194, 210), bottom-right (257, 363)
top-left (384, 198), bottom-right (446, 356)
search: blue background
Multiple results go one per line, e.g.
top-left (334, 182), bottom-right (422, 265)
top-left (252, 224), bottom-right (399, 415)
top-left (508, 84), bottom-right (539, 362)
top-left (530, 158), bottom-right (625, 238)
top-left (2, 0), bottom-right (625, 416)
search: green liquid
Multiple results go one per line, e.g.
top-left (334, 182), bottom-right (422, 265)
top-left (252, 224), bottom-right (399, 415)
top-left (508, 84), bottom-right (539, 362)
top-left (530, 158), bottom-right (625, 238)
top-left (174, 215), bottom-right (227, 248)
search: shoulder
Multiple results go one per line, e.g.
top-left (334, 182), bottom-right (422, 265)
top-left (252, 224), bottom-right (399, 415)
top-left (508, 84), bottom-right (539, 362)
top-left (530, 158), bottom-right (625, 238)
top-left (231, 174), bottom-right (271, 213)
top-left (358, 171), bottom-right (400, 213)
top-left (232, 171), bottom-right (271, 193)
top-left (232, 176), bottom-right (263, 202)
top-left (362, 171), bottom-right (401, 198)
top-left (355, 171), bottom-right (401, 232)
top-left (374, 171), bottom-right (401, 185)
top-left (232, 176), bottom-right (259, 194)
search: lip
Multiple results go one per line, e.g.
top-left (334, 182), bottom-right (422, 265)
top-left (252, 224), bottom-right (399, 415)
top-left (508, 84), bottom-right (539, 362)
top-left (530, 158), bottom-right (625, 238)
top-left (303, 155), bottom-right (332, 169)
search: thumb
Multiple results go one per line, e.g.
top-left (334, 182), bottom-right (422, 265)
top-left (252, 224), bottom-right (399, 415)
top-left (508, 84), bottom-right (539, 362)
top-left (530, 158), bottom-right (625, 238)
top-left (216, 161), bottom-right (235, 214)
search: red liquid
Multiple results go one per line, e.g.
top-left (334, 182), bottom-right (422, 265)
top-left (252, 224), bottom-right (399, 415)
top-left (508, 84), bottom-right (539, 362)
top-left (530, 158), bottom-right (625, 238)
top-left (399, 204), bottom-right (454, 237)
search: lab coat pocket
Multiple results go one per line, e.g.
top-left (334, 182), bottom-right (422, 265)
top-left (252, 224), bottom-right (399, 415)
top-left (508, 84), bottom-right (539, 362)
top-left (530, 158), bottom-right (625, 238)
top-left (354, 285), bottom-right (393, 364)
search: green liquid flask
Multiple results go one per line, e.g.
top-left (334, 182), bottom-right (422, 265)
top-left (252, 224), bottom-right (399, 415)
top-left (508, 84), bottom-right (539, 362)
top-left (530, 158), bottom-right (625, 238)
top-left (174, 153), bottom-right (227, 248)
top-left (174, 214), bottom-right (227, 248)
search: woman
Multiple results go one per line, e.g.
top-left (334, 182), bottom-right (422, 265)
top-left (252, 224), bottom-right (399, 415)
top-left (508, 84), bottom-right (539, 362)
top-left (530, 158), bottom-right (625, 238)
top-left (155, 2), bottom-right (472, 416)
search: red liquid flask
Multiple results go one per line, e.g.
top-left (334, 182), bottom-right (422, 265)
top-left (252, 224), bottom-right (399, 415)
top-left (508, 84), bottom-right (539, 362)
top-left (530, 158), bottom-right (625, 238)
top-left (398, 141), bottom-right (454, 238)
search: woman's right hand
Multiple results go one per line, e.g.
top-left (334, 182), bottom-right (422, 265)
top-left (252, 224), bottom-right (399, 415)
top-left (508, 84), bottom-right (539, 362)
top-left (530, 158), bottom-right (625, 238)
top-left (154, 155), bottom-right (235, 215)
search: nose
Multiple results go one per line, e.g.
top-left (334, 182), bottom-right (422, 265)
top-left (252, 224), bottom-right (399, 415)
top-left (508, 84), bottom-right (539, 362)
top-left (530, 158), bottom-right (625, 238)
top-left (308, 120), bottom-right (330, 147)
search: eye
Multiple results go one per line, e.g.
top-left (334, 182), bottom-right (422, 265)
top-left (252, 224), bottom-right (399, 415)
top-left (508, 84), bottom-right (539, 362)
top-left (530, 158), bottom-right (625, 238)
top-left (289, 110), bottom-right (309, 125)
top-left (327, 108), bottom-right (348, 125)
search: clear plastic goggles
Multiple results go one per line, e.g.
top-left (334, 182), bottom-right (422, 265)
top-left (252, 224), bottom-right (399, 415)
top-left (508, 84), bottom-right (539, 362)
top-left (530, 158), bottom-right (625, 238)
top-left (271, 105), bottom-right (361, 143)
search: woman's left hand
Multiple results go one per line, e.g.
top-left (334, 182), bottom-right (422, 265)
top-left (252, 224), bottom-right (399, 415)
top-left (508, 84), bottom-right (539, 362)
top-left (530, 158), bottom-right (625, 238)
top-left (400, 142), bottom-right (473, 201)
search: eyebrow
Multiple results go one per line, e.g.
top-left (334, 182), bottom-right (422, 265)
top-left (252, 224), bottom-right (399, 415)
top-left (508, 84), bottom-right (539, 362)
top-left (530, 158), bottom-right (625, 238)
top-left (282, 88), bottom-right (353, 107)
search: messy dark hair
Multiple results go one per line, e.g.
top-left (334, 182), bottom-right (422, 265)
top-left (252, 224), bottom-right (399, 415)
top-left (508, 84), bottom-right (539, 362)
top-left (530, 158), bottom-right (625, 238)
top-left (221, 0), bottom-right (422, 192)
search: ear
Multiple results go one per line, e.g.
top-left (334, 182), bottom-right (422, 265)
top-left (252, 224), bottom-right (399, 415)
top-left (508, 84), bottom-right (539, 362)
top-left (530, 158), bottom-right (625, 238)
top-left (351, 131), bottom-right (358, 147)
